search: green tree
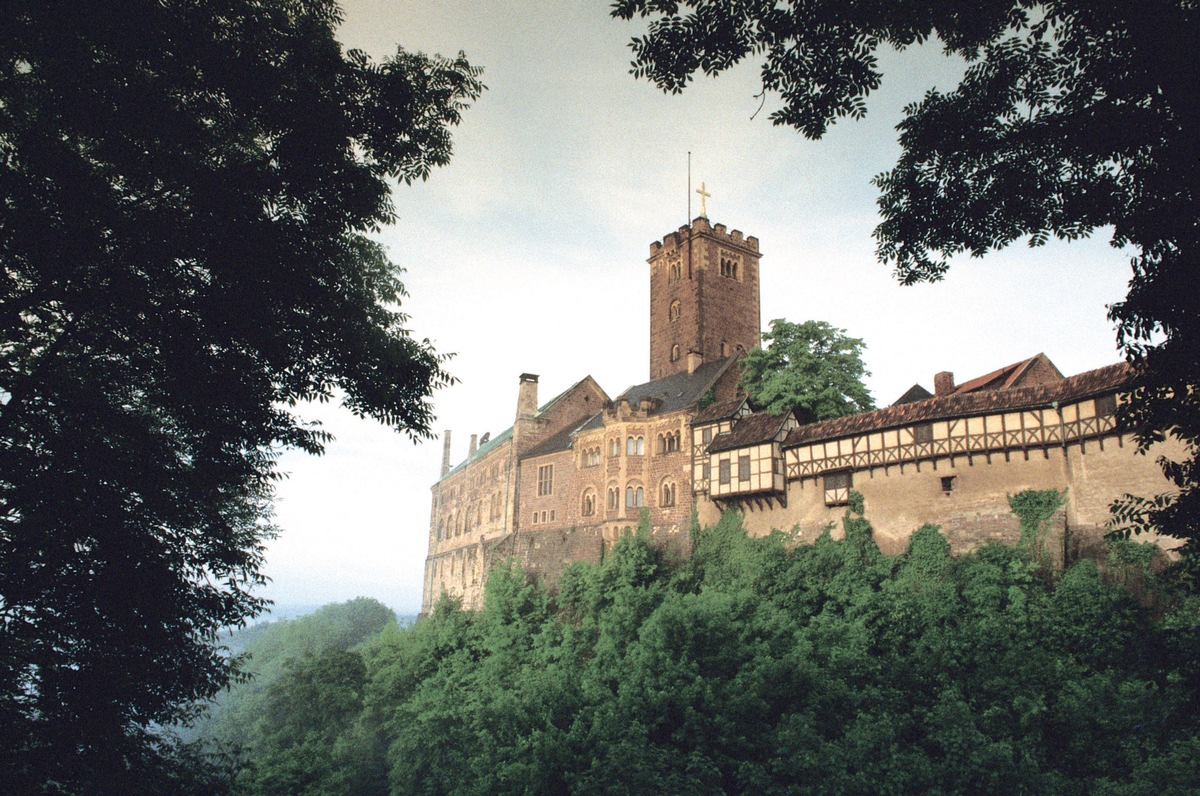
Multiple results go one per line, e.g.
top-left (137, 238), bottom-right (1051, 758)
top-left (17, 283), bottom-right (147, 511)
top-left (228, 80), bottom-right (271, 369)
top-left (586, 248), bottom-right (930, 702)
top-left (0, 1), bottom-right (481, 790)
top-left (739, 318), bottom-right (874, 421)
top-left (610, 1), bottom-right (1200, 565)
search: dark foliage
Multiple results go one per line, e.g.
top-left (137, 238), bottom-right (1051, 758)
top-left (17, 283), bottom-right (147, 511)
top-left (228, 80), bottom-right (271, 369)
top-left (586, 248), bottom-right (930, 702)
top-left (609, 0), bottom-right (1200, 567)
top-left (0, 1), bottom-right (481, 791)
top-left (209, 506), bottom-right (1200, 795)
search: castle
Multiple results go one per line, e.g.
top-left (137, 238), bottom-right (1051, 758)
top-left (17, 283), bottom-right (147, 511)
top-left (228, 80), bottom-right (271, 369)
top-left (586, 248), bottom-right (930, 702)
top-left (422, 216), bottom-right (1176, 612)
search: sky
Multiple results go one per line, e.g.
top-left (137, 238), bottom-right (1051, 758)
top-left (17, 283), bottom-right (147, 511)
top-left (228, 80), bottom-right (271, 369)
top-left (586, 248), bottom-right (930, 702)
top-left (261, 0), bottom-right (1136, 616)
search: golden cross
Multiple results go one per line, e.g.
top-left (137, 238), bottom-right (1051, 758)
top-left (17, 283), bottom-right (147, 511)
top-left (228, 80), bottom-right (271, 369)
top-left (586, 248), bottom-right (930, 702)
top-left (695, 182), bottom-right (711, 217)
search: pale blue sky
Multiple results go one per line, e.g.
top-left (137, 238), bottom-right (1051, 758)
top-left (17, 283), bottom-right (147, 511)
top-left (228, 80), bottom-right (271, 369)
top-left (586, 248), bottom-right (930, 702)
top-left (264, 1), bottom-right (1133, 615)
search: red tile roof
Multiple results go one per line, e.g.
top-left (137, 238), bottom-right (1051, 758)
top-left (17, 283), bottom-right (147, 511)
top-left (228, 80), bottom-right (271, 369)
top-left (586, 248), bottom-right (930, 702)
top-left (950, 352), bottom-right (1063, 395)
top-left (785, 362), bottom-right (1131, 448)
top-left (708, 412), bottom-right (793, 453)
top-left (691, 397), bottom-right (748, 425)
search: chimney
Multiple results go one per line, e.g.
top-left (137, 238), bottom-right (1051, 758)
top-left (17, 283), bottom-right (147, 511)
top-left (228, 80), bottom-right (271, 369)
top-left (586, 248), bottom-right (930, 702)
top-left (934, 371), bottom-right (955, 397)
top-left (440, 430), bottom-right (452, 477)
top-left (468, 433), bottom-right (478, 459)
top-left (516, 373), bottom-right (539, 420)
top-left (687, 351), bottom-right (703, 375)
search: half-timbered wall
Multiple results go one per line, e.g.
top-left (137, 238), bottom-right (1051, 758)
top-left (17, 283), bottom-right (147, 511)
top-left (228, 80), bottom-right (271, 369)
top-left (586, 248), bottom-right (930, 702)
top-left (692, 413), bottom-right (746, 492)
top-left (785, 396), bottom-right (1118, 481)
top-left (693, 391), bottom-right (1179, 560)
top-left (709, 442), bottom-right (785, 497)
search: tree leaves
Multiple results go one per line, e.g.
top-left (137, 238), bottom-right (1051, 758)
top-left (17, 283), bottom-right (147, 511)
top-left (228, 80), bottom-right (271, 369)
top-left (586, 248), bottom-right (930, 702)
top-left (211, 511), bottom-right (1200, 794)
top-left (0, 1), bottom-right (480, 789)
top-left (739, 318), bottom-right (874, 421)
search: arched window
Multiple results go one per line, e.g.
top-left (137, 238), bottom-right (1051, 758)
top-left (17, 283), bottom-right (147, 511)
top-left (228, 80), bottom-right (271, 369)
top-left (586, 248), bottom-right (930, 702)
top-left (669, 261), bottom-right (682, 282)
top-left (625, 485), bottom-right (644, 508)
top-left (720, 341), bottom-right (728, 357)
top-left (637, 436), bottom-right (645, 455)
top-left (609, 438), bottom-right (620, 457)
top-left (670, 344), bottom-right (681, 362)
top-left (669, 300), bottom-right (681, 321)
top-left (607, 485), bottom-right (619, 511)
top-left (582, 489), bottom-right (596, 517)
top-left (627, 436), bottom-right (636, 455)
top-left (661, 481), bottom-right (676, 507)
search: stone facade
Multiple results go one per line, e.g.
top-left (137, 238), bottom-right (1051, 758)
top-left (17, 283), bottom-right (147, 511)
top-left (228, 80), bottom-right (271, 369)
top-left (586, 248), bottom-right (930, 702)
top-left (422, 215), bottom-right (1179, 613)
top-left (649, 220), bottom-right (760, 380)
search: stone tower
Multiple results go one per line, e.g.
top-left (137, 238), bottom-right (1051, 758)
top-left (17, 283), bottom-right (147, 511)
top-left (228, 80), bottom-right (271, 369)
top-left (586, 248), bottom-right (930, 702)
top-left (648, 216), bottom-right (761, 379)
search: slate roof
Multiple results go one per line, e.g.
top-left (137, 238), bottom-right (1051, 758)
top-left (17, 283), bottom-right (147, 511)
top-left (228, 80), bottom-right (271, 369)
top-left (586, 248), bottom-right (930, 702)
top-left (522, 421), bottom-right (584, 460)
top-left (784, 362), bottom-right (1132, 448)
top-left (708, 411), bottom-right (793, 454)
top-left (575, 357), bottom-right (739, 434)
top-left (440, 376), bottom-right (596, 479)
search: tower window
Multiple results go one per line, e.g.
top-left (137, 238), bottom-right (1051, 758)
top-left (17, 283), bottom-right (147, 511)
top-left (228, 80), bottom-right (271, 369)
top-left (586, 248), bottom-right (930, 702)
top-left (670, 344), bottom-right (681, 362)
top-left (669, 259), bottom-right (682, 283)
top-left (669, 300), bottom-right (681, 321)
top-left (720, 257), bottom-right (739, 279)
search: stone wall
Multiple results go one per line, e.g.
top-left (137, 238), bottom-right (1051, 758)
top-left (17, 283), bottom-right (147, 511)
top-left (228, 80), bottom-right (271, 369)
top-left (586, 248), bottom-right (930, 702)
top-left (698, 432), bottom-right (1180, 560)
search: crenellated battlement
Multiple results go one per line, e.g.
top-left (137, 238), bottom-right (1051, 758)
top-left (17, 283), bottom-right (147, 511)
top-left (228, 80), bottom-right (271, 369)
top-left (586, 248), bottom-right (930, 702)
top-left (649, 216), bottom-right (760, 257)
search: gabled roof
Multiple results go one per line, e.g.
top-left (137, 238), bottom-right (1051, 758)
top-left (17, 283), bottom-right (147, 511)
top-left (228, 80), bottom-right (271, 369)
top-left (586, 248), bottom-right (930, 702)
top-left (440, 376), bottom-right (598, 480)
top-left (691, 397), bottom-right (749, 425)
top-left (522, 421), bottom-right (581, 460)
top-left (708, 411), bottom-right (794, 454)
top-left (575, 357), bottom-right (739, 433)
top-left (784, 362), bottom-right (1131, 448)
top-left (893, 384), bottom-right (933, 406)
top-left (951, 352), bottom-right (1063, 395)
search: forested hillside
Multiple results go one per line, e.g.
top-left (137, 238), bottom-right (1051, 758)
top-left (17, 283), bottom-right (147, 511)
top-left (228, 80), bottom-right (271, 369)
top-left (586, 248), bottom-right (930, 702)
top-left (198, 501), bottom-right (1200, 795)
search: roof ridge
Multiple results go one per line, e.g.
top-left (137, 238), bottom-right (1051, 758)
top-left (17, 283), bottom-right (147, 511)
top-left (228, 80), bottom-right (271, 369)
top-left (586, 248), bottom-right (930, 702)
top-left (786, 361), bottom-right (1131, 447)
